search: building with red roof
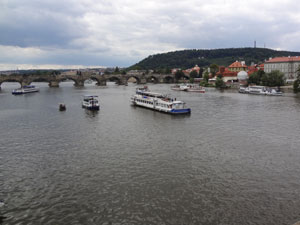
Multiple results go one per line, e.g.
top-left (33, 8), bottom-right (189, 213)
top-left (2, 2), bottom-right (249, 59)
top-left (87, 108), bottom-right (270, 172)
top-left (172, 65), bottom-right (201, 76)
top-left (264, 56), bottom-right (300, 80)
top-left (183, 65), bottom-right (201, 76)
top-left (216, 61), bottom-right (265, 83)
top-left (216, 61), bottom-right (248, 82)
top-left (228, 61), bottom-right (248, 72)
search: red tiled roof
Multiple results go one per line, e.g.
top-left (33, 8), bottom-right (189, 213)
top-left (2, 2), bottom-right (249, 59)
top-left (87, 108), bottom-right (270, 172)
top-left (229, 61), bottom-right (247, 68)
top-left (216, 67), bottom-right (237, 77)
top-left (265, 56), bottom-right (300, 63)
top-left (247, 66), bottom-right (256, 71)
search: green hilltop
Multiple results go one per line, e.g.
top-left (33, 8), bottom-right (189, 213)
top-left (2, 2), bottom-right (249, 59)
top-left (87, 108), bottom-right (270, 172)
top-left (129, 48), bottom-right (300, 70)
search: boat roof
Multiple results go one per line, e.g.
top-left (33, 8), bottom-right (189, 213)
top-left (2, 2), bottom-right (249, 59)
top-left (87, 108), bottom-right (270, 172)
top-left (249, 85), bottom-right (265, 88)
top-left (83, 95), bottom-right (98, 99)
top-left (137, 90), bottom-right (165, 97)
top-left (143, 91), bottom-right (165, 97)
top-left (172, 100), bottom-right (184, 104)
top-left (161, 100), bottom-right (184, 105)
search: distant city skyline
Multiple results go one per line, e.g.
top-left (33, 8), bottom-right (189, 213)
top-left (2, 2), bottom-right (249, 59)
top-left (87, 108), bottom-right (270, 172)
top-left (1, 0), bottom-right (300, 71)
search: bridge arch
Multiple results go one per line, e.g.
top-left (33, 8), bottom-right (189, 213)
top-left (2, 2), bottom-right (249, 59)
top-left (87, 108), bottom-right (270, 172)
top-left (85, 76), bottom-right (101, 85)
top-left (28, 77), bottom-right (51, 86)
top-left (146, 76), bottom-right (158, 83)
top-left (164, 76), bottom-right (174, 83)
top-left (0, 78), bottom-right (22, 89)
top-left (58, 77), bottom-right (81, 86)
top-left (126, 75), bottom-right (140, 84)
top-left (106, 76), bottom-right (122, 85)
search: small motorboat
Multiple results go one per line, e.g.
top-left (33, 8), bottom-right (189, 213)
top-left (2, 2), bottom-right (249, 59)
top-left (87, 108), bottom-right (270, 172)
top-left (59, 103), bottom-right (66, 111)
top-left (82, 95), bottom-right (100, 110)
top-left (266, 88), bottom-right (283, 96)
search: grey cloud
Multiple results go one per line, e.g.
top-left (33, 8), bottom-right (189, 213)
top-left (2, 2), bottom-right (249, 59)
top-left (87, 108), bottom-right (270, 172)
top-left (1, 0), bottom-right (300, 70)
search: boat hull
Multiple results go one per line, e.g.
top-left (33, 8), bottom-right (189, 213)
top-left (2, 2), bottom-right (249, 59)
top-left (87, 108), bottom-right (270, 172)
top-left (82, 105), bottom-right (100, 110)
top-left (12, 89), bottom-right (39, 95)
top-left (186, 89), bottom-right (205, 93)
top-left (266, 92), bottom-right (283, 96)
top-left (132, 103), bottom-right (191, 115)
top-left (171, 85), bottom-right (205, 93)
top-left (170, 108), bottom-right (191, 114)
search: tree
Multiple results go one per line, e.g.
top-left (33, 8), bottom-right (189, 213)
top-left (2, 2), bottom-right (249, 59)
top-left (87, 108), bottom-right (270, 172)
top-left (165, 68), bottom-right (171, 74)
top-left (248, 72), bottom-right (260, 85)
top-left (189, 70), bottom-right (198, 78)
top-left (199, 67), bottom-right (204, 78)
top-left (261, 70), bottom-right (285, 87)
top-left (128, 48), bottom-right (300, 71)
top-left (114, 67), bottom-right (120, 73)
top-left (104, 70), bottom-right (111, 75)
top-left (215, 77), bottom-right (225, 88)
top-left (157, 68), bottom-right (165, 74)
top-left (175, 70), bottom-right (184, 81)
top-left (203, 71), bottom-right (209, 83)
top-left (248, 70), bottom-right (265, 85)
top-left (209, 64), bottom-right (219, 76)
top-left (293, 67), bottom-right (300, 93)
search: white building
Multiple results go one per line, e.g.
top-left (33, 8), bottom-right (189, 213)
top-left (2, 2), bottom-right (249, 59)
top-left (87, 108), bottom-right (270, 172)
top-left (264, 56), bottom-right (300, 81)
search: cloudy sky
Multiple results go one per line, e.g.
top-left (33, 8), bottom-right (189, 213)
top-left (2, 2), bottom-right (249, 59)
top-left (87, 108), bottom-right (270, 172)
top-left (1, 0), bottom-right (300, 70)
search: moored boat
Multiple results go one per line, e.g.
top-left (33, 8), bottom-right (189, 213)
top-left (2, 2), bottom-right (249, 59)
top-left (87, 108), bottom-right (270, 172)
top-left (185, 84), bottom-right (205, 93)
top-left (238, 86), bottom-right (249, 93)
top-left (12, 85), bottom-right (39, 95)
top-left (82, 95), bottom-right (100, 110)
top-left (131, 87), bottom-right (191, 114)
top-left (171, 84), bottom-right (205, 93)
top-left (266, 88), bottom-right (283, 96)
top-left (239, 85), bottom-right (283, 96)
top-left (248, 86), bottom-right (267, 95)
top-left (171, 84), bottom-right (182, 91)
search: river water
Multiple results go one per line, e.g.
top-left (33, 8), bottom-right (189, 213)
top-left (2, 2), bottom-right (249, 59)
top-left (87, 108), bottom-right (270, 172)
top-left (1, 82), bottom-right (300, 225)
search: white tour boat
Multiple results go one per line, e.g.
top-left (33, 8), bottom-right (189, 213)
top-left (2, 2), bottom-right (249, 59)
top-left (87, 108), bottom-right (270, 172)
top-left (239, 85), bottom-right (283, 96)
top-left (82, 95), bottom-right (100, 110)
top-left (12, 85), bottom-right (39, 95)
top-left (131, 86), bottom-right (191, 114)
top-left (248, 86), bottom-right (267, 95)
top-left (171, 84), bottom-right (205, 93)
top-left (238, 86), bottom-right (249, 93)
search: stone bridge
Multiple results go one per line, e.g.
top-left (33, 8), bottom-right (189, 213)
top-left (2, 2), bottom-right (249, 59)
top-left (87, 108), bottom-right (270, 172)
top-left (0, 71), bottom-right (186, 88)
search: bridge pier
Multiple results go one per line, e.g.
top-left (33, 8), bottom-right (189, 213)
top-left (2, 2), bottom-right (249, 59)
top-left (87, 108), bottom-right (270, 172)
top-left (21, 81), bottom-right (31, 87)
top-left (158, 78), bottom-right (165, 83)
top-left (74, 80), bottom-right (84, 87)
top-left (98, 80), bottom-right (107, 86)
top-left (140, 78), bottom-right (147, 84)
top-left (119, 78), bottom-right (128, 86)
top-left (49, 81), bottom-right (59, 87)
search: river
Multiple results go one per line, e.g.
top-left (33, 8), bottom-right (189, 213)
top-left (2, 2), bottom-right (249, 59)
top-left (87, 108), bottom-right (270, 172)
top-left (1, 82), bottom-right (300, 225)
